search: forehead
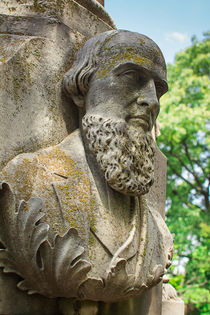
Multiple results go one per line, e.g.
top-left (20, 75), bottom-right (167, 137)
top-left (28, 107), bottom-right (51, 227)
top-left (97, 32), bottom-right (167, 81)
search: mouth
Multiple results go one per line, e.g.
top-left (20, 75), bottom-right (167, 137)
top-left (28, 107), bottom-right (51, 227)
top-left (128, 115), bottom-right (150, 130)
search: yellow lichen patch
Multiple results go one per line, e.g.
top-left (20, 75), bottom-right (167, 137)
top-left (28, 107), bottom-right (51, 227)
top-left (1, 146), bottom-right (97, 242)
top-left (137, 37), bottom-right (145, 45)
top-left (1, 156), bottom-right (38, 203)
top-left (97, 49), bottom-right (153, 79)
top-left (35, 146), bottom-right (96, 240)
top-left (102, 32), bottom-right (118, 49)
top-left (0, 57), bottom-right (7, 63)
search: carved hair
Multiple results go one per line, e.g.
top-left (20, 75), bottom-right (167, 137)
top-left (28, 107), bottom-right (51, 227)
top-left (63, 30), bottom-right (118, 107)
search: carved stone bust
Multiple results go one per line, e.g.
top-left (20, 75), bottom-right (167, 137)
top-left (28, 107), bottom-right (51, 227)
top-left (0, 30), bottom-right (173, 302)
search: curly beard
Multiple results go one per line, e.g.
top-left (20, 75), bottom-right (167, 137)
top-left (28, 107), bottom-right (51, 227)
top-left (82, 114), bottom-right (155, 196)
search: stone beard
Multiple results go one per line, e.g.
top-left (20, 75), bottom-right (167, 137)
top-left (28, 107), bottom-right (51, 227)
top-left (82, 114), bottom-right (156, 196)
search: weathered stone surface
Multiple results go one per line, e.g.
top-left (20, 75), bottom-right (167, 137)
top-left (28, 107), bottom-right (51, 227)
top-left (98, 283), bottom-right (162, 315)
top-left (59, 300), bottom-right (99, 315)
top-left (0, 129), bottom-right (172, 301)
top-left (0, 33), bottom-right (77, 169)
top-left (0, 271), bottom-right (58, 315)
top-left (162, 283), bottom-right (185, 315)
top-left (0, 0), bottom-right (115, 170)
top-left (0, 0), bottom-right (115, 32)
top-left (0, 29), bottom-right (173, 306)
top-left (147, 149), bottom-right (167, 218)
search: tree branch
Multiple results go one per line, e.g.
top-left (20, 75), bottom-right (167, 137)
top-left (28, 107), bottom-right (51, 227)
top-left (168, 161), bottom-right (200, 191)
top-left (191, 158), bottom-right (208, 177)
top-left (182, 140), bottom-right (195, 170)
top-left (182, 140), bottom-right (208, 181)
top-left (169, 147), bottom-right (204, 191)
top-left (172, 189), bottom-right (203, 211)
top-left (203, 186), bottom-right (209, 212)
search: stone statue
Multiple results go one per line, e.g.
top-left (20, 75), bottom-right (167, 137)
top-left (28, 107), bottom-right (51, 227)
top-left (0, 30), bottom-right (173, 303)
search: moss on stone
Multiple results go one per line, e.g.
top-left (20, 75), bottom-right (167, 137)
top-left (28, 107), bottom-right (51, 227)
top-left (97, 48), bottom-right (153, 79)
top-left (1, 146), bottom-right (97, 240)
top-left (137, 37), bottom-right (145, 45)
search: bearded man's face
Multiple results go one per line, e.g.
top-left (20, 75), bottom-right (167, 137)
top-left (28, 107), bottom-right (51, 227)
top-left (82, 114), bottom-right (155, 196)
top-left (81, 41), bottom-right (167, 196)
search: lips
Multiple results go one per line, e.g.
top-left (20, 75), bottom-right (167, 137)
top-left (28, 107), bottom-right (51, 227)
top-left (128, 115), bottom-right (150, 130)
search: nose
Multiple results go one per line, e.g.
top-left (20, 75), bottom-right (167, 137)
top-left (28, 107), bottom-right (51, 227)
top-left (136, 79), bottom-right (159, 117)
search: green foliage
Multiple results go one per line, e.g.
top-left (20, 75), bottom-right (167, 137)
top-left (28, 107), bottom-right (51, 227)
top-left (158, 33), bottom-right (210, 314)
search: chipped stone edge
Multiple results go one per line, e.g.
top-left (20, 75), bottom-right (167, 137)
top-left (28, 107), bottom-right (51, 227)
top-left (74, 0), bottom-right (116, 28)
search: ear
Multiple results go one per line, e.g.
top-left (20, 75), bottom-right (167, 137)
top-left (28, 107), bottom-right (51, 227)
top-left (63, 73), bottom-right (85, 107)
top-left (71, 94), bottom-right (85, 107)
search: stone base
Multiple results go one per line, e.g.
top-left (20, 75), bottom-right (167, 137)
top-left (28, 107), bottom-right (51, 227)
top-left (162, 300), bottom-right (185, 315)
top-left (162, 283), bottom-right (185, 315)
top-left (86, 283), bottom-right (162, 315)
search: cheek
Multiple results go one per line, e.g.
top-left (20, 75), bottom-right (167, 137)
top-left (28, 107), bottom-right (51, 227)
top-left (154, 103), bottom-right (160, 119)
top-left (85, 77), bottom-right (140, 119)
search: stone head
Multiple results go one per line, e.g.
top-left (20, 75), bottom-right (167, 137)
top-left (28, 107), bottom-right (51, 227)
top-left (64, 30), bottom-right (168, 131)
top-left (64, 30), bottom-right (168, 196)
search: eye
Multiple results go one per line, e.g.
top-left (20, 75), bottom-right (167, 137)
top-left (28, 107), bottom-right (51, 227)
top-left (120, 70), bottom-right (138, 79)
top-left (119, 70), bottom-right (146, 85)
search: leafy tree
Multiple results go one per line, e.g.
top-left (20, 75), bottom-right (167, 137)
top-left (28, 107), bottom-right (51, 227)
top-left (158, 33), bottom-right (210, 314)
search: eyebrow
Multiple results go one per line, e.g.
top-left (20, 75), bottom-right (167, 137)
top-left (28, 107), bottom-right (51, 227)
top-left (113, 62), bottom-right (147, 75)
top-left (113, 61), bottom-right (168, 92)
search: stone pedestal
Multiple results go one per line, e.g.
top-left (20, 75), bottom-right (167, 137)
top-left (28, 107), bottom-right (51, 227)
top-left (162, 283), bottom-right (185, 315)
top-left (162, 300), bottom-right (185, 315)
top-left (98, 283), bottom-right (162, 315)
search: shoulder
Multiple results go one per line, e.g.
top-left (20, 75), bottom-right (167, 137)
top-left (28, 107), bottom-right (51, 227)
top-left (58, 129), bottom-right (86, 166)
top-left (0, 129), bottom-right (88, 199)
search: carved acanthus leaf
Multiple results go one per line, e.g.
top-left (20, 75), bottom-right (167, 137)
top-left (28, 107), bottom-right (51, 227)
top-left (78, 258), bottom-right (135, 302)
top-left (0, 182), bottom-right (91, 298)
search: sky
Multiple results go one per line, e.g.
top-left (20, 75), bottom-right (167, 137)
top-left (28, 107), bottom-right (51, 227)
top-left (105, 0), bottom-right (210, 64)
